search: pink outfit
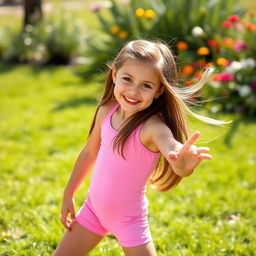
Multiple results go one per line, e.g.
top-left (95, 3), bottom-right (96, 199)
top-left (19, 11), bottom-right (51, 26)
top-left (76, 103), bottom-right (160, 247)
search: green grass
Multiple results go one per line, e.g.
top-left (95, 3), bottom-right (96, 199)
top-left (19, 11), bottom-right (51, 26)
top-left (0, 65), bottom-right (255, 255)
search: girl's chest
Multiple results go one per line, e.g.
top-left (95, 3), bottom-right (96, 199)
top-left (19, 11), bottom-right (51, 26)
top-left (111, 113), bottom-right (160, 153)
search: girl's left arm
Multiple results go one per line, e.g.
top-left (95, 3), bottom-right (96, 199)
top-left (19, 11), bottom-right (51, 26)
top-left (148, 120), bottom-right (212, 177)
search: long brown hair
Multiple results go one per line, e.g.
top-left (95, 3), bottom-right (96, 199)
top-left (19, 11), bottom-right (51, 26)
top-left (88, 39), bottom-right (229, 192)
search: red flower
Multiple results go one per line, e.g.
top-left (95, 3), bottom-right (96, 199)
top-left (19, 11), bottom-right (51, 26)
top-left (228, 15), bottom-right (240, 23)
top-left (184, 80), bottom-right (193, 87)
top-left (223, 21), bottom-right (232, 28)
top-left (207, 39), bottom-right (218, 47)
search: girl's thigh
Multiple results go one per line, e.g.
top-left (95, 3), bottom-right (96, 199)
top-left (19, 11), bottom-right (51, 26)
top-left (122, 241), bottom-right (157, 256)
top-left (53, 222), bottom-right (104, 256)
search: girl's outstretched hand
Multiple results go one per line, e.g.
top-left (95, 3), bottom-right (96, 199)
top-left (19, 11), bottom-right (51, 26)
top-left (168, 131), bottom-right (212, 177)
top-left (60, 195), bottom-right (76, 232)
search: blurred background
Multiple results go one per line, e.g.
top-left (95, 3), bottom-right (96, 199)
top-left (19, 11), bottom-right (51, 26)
top-left (0, 0), bottom-right (255, 255)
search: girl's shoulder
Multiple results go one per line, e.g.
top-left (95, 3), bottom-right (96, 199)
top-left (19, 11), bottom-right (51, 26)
top-left (140, 113), bottom-right (167, 153)
top-left (144, 113), bottom-right (165, 128)
top-left (96, 101), bottom-right (117, 125)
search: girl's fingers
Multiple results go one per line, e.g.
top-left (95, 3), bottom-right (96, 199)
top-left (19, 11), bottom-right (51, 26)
top-left (69, 219), bottom-right (77, 231)
top-left (60, 212), bottom-right (69, 230)
top-left (183, 131), bottom-right (200, 149)
top-left (61, 210), bottom-right (76, 231)
top-left (69, 206), bottom-right (76, 232)
top-left (66, 216), bottom-right (76, 231)
top-left (197, 147), bottom-right (210, 153)
top-left (197, 153), bottom-right (212, 160)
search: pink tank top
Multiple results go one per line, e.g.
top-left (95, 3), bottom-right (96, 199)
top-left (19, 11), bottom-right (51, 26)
top-left (87, 103), bottom-right (161, 220)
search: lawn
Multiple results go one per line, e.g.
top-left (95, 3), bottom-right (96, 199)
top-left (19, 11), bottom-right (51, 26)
top-left (1, 0), bottom-right (256, 255)
top-left (0, 64), bottom-right (255, 255)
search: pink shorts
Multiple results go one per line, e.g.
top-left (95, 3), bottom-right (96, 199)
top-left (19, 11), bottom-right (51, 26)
top-left (76, 200), bottom-right (152, 248)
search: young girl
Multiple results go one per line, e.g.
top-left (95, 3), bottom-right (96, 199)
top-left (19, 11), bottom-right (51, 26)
top-left (53, 39), bottom-right (228, 256)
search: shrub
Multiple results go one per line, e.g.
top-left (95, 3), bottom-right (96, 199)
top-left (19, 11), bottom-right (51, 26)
top-left (199, 13), bottom-right (256, 115)
top-left (2, 14), bottom-right (86, 65)
top-left (79, 0), bottom-right (244, 75)
top-left (81, 0), bottom-right (256, 116)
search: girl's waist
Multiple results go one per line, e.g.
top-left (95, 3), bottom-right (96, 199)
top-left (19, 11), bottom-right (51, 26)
top-left (86, 191), bottom-right (149, 216)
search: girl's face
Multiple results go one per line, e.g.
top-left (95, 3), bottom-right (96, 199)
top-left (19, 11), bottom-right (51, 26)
top-left (112, 58), bottom-right (165, 116)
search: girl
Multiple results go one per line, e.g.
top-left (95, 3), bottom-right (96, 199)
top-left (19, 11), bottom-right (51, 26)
top-left (53, 39), bottom-right (228, 256)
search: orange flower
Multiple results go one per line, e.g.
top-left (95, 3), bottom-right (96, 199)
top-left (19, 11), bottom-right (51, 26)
top-left (118, 31), bottom-right (128, 39)
top-left (196, 60), bottom-right (206, 67)
top-left (177, 41), bottom-right (188, 51)
top-left (245, 23), bottom-right (256, 31)
top-left (212, 74), bottom-right (220, 81)
top-left (216, 57), bottom-right (229, 66)
top-left (194, 71), bottom-right (202, 80)
top-left (197, 47), bottom-right (210, 55)
top-left (205, 62), bottom-right (213, 67)
top-left (110, 25), bottom-right (120, 34)
top-left (181, 65), bottom-right (194, 77)
top-left (135, 8), bottom-right (144, 17)
top-left (144, 9), bottom-right (156, 19)
top-left (222, 38), bottom-right (233, 48)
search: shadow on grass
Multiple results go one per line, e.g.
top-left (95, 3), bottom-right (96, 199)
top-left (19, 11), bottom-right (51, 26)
top-left (52, 96), bottom-right (97, 112)
top-left (0, 64), bottom-right (17, 73)
top-left (0, 63), bottom-right (105, 86)
top-left (0, 63), bottom-right (63, 75)
top-left (224, 115), bottom-right (256, 147)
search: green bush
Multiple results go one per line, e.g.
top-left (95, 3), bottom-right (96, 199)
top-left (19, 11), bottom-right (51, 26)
top-left (81, 0), bottom-right (256, 116)
top-left (78, 0), bottom-right (244, 75)
top-left (0, 28), bottom-right (9, 60)
top-left (2, 14), bottom-right (86, 64)
top-left (200, 13), bottom-right (256, 116)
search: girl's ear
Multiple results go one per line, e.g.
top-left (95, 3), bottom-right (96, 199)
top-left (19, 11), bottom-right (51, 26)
top-left (155, 85), bottom-right (165, 98)
top-left (111, 66), bottom-right (116, 83)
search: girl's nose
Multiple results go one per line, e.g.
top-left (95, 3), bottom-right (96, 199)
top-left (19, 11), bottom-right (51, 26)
top-left (129, 84), bottom-right (139, 94)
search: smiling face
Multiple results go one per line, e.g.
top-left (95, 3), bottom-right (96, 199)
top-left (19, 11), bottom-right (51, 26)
top-left (112, 58), bottom-right (165, 116)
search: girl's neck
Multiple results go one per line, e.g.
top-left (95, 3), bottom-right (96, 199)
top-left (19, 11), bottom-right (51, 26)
top-left (116, 107), bottom-right (134, 123)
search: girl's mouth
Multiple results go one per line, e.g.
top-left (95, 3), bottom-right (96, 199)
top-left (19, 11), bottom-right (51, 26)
top-left (123, 95), bottom-right (140, 105)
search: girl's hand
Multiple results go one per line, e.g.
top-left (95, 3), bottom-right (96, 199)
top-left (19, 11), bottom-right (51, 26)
top-left (168, 131), bottom-right (212, 177)
top-left (60, 195), bottom-right (76, 232)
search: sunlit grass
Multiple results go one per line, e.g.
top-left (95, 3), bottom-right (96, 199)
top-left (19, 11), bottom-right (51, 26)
top-left (0, 65), bottom-right (255, 255)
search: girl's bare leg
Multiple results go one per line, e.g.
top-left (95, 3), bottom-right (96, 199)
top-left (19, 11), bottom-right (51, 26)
top-left (53, 222), bottom-right (104, 256)
top-left (122, 241), bottom-right (157, 256)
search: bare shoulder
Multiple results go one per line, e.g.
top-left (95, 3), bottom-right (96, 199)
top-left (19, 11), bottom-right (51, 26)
top-left (143, 114), bottom-right (169, 134)
top-left (96, 101), bottom-right (117, 125)
top-left (140, 114), bottom-right (173, 152)
top-left (83, 101), bottom-right (116, 155)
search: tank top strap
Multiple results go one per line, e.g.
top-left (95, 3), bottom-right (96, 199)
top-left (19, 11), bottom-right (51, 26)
top-left (134, 120), bottom-right (161, 155)
top-left (101, 102), bottom-right (120, 128)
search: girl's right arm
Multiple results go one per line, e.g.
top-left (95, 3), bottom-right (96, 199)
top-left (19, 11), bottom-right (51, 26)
top-left (60, 103), bottom-right (114, 231)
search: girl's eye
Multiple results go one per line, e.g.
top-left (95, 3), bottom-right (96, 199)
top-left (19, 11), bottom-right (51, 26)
top-left (143, 83), bottom-right (152, 89)
top-left (123, 77), bottom-right (132, 82)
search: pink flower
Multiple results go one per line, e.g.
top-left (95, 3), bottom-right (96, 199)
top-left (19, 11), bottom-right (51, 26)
top-left (251, 81), bottom-right (256, 90)
top-left (228, 15), bottom-right (240, 23)
top-left (219, 72), bottom-right (234, 82)
top-left (91, 5), bottom-right (103, 12)
top-left (233, 40), bottom-right (248, 51)
top-left (233, 23), bottom-right (243, 30)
